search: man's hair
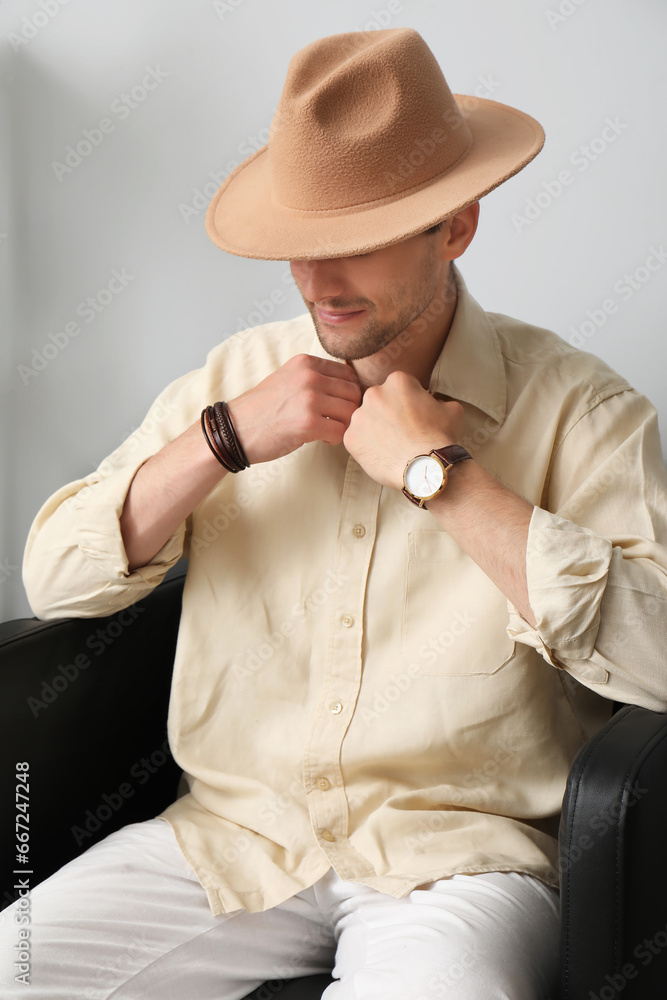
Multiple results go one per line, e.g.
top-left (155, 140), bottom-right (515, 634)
top-left (424, 221), bottom-right (444, 235)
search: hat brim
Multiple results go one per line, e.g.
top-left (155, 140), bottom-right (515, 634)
top-left (205, 95), bottom-right (545, 260)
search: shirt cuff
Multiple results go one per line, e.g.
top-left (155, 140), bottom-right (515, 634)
top-left (507, 506), bottom-right (613, 683)
top-left (71, 463), bottom-right (185, 583)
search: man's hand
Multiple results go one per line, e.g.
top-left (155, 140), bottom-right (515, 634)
top-left (227, 354), bottom-right (362, 465)
top-left (343, 370), bottom-right (464, 488)
top-left (343, 369), bottom-right (537, 626)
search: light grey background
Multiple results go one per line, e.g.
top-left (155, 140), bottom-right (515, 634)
top-left (1, 0), bottom-right (666, 619)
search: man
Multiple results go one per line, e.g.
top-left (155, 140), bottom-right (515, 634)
top-left (5, 26), bottom-right (667, 1000)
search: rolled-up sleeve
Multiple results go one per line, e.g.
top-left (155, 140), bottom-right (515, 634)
top-left (22, 465), bottom-right (188, 620)
top-left (22, 370), bottom-right (205, 619)
top-left (508, 388), bottom-right (667, 710)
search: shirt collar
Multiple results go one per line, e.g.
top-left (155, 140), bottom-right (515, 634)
top-left (428, 264), bottom-right (506, 426)
top-left (304, 263), bottom-right (507, 427)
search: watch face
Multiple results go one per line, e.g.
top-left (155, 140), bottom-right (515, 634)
top-left (403, 454), bottom-right (446, 500)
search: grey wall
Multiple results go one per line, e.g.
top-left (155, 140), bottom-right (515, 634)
top-left (2, 0), bottom-right (666, 619)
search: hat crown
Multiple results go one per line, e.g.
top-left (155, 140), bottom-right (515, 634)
top-left (269, 29), bottom-right (473, 212)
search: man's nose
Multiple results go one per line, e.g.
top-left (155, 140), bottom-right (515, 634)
top-left (291, 259), bottom-right (345, 302)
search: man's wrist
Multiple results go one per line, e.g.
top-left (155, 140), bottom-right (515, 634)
top-left (401, 443), bottom-right (472, 508)
top-left (425, 455), bottom-right (479, 516)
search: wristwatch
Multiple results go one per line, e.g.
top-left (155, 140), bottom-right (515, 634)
top-left (401, 445), bottom-right (472, 508)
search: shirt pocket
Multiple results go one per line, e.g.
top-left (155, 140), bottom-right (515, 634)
top-left (402, 530), bottom-right (515, 675)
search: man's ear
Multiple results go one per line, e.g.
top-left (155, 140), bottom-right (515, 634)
top-left (440, 202), bottom-right (480, 261)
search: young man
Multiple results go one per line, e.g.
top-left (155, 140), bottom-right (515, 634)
top-left (6, 27), bottom-right (667, 1000)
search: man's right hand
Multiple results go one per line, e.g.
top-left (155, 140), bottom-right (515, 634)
top-left (120, 354), bottom-right (361, 571)
top-left (227, 354), bottom-right (362, 465)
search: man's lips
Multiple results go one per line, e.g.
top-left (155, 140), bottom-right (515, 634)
top-left (315, 306), bottom-right (366, 325)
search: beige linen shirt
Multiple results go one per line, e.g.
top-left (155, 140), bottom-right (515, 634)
top-left (23, 267), bottom-right (667, 916)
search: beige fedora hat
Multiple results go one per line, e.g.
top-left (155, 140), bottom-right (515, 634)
top-left (205, 28), bottom-right (544, 260)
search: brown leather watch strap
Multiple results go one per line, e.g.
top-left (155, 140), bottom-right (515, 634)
top-left (431, 444), bottom-right (472, 468)
top-left (402, 488), bottom-right (427, 508)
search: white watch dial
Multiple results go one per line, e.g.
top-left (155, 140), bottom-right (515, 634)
top-left (404, 455), bottom-right (445, 499)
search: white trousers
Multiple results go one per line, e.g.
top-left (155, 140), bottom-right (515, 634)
top-left (0, 817), bottom-right (559, 999)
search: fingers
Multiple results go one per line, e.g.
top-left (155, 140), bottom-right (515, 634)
top-left (226, 354), bottom-right (362, 463)
top-left (303, 395), bottom-right (360, 446)
top-left (287, 354), bottom-right (362, 403)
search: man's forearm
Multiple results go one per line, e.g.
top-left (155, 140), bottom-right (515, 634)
top-left (427, 459), bottom-right (537, 627)
top-left (120, 354), bottom-right (363, 572)
top-left (120, 419), bottom-right (227, 572)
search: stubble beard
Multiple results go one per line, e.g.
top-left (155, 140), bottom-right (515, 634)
top-left (305, 244), bottom-right (442, 362)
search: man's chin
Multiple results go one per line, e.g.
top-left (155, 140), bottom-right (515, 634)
top-left (311, 320), bottom-right (396, 364)
top-left (314, 336), bottom-right (377, 364)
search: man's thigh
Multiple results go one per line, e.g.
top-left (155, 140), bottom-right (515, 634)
top-left (0, 817), bottom-right (335, 1000)
top-left (322, 870), bottom-right (560, 1000)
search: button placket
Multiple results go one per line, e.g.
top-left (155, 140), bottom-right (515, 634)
top-left (303, 459), bottom-right (382, 872)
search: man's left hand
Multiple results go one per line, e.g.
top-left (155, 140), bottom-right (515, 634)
top-left (342, 371), bottom-right (465, 489)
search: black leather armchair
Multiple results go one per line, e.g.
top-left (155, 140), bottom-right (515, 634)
top-left (2, 563), bottom-right (667, 999)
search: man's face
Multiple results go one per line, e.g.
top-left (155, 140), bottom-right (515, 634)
top-left (289, 230), bottom-right (446, 361)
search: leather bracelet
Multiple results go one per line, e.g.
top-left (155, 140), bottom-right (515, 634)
top-left (207, 406), bottom-right (243, 472)
top-left (214, 402), bottom-right (245, 471)
top-left (221, 401), bottom-right (249, 469)
top-left (202, 408), bottom-right (237, 472)
top-left (200, 403), bottom-right (250, 473)
top-left (201, 408), bottom-right (241, 473)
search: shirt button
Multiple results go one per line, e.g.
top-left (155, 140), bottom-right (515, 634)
top-left (321, 829), bottom-right (335, 842)
top-left (316, 776), bottom-right (331, 791)
top-left (341, 614), bottom-right (354, 628)
top-left (329, 701), bottom-right (343, 715)
top-left (353, 524), bottom-right (366, 538)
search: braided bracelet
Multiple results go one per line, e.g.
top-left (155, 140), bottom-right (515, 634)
top-left (201, 403), bottom-right (250, 473)
top-left (201, 409), bottom-right (237, 472)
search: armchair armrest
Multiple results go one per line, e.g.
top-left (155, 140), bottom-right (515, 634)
top-left (559, 704), bottom-right (667, 1000)
top-left (0, 567), bottom-right (187, 907)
